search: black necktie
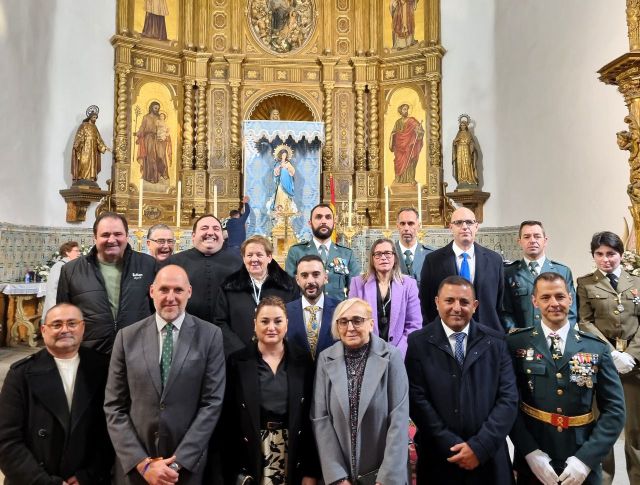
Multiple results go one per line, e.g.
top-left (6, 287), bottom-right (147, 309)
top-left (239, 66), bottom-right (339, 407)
top-left (606, 273), bottom-right (618, 291)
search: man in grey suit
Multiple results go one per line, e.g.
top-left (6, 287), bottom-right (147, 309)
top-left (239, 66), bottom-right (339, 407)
top-left (104, 265), bottom-right (225, 485)
top-left (395, 207), bottom-right (433, 284)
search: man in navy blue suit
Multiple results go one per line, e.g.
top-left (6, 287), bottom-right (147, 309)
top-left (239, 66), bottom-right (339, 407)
top-left (286, 255), bottom-right (337, 359)
top-left (406, 276), bottom-right (518, 484)
top-left (419, 206), bottom-right (505, 332)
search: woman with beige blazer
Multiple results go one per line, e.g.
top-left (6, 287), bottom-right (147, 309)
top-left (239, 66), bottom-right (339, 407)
top-left (311, 298), bottom-right (409, 485)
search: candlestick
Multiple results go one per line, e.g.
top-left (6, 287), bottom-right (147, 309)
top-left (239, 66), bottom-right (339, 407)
top-left (213, 184), bottom-right (218, 217)
top-left (417, 183), bottom-right (422, 223)
top-left (385, 186), bottom-right (390, 229)
top-left (176, 181), bottom-right (182, 227)
top-left (138, 179), bottom-right (143, 227)
top-left (348, 184), bottom-right (353, 227)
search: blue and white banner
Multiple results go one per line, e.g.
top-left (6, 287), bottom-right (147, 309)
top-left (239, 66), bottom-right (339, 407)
top-left (243, 120), bottom-right (324, 242)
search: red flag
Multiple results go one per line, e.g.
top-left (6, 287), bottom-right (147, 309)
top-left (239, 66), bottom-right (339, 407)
top-left (329, 175), bottom-right (337, 242)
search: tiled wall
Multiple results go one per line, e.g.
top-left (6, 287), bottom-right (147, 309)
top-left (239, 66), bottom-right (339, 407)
top-left (0, 222), bottom-right (520, 282)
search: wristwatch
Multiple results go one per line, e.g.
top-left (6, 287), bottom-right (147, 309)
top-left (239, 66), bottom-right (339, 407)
top-left (168, 463), bottom-right (181, 472)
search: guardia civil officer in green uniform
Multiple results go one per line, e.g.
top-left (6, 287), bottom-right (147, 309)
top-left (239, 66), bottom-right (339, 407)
top-left (508, 272), bottom-right (625, 485)
top-left (501, 220), bottom-right (577, 330)
top-left (285, 203), bottom-right (360, 301)
top-left (577, 231), bottom-right (640, 485)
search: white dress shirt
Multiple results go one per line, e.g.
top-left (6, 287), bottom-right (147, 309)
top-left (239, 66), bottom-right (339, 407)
top-left (452, 242), bottom-right (476, 283)
top-left (441, 320), bottom-right (470, 355)
top-left (54, 353), bottom-right (80, 409)
top-left (313, 238), bottom-right (332, 254)
top-left (155, 312), bottom-right (186, 362)
top-left (540, 320), bottom-right (570, 354)
top-left (398, 241), bottom-right (418, 260)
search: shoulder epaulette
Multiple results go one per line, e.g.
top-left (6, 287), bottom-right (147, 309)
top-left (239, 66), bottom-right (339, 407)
top-left (577, 271), bottom-right (597, 280)
top-left (290, 241), bottom-right (309, 248)
top-left (508, 326), bottom-right (533, 335)
top-left (334, 242), bottom-right (352, 250)
top-left (504, 259), bottom-right (520, 267)
top-left (576, 329), bottom-right (608, 343)
top-left (9, 354), bottom-right (34, 370)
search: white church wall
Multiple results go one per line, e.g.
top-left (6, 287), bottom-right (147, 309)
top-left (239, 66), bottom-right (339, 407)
top-left (442, 0), bottom-right (631, 276)
top-left (0, 0), bottom-right (115, 227)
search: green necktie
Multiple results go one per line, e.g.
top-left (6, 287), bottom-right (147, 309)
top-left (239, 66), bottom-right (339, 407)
top-left (528, 261), bottom-right (539, 277)
top-left (404, 249), bottom-right (413, 274)
top-left (319, 244), bottom-right (328, 266)
top-left (160, 323), bottom-right (174, 387)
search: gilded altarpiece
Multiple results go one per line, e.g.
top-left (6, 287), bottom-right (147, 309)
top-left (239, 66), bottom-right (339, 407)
top-left (109, 0), bottom-right (446, 230)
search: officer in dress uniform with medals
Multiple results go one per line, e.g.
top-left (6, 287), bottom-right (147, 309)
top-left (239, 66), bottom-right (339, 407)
top-left (285, 204), bottom-right (360, 301)
top-left (577, 231), bottom-right (640, 484)
top-left (508, 272), bottom-right (625, 485)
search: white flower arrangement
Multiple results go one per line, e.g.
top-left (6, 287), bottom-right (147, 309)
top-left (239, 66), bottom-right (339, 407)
top-left (622, 250), bottom-right (640, 276)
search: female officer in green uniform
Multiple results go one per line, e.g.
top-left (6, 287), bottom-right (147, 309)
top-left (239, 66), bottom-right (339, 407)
top-left (577, 231), bottom-right (640, 484)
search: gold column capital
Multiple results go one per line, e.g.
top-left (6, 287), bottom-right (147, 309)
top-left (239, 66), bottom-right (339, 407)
top-left (628, 0), bottom-right (640, 51)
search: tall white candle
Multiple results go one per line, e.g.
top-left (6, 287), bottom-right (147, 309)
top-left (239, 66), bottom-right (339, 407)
top-left (417, 183), bottom-right (422, 223)
top-left (213, 185), bottom-right (218, 218)
top-left (176, 181), bottom-right (182, 227)
top-left (138, 179), bottom-right (143, 227)
top-left (385, 186), bottom-right (390, 229)
top-left (348, 184), bottom-right (353, 227)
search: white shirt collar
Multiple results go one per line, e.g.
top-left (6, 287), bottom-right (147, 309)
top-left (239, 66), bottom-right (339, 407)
top-left (599, 267), bottom-right (622, 279)
top-left (313, 238), bottom-right (331, 252)
top-left (452, 242), bottom-right (475, 258)
top-left (398, 240), bottom-right (418, 254)
top-left (440, 320), bottom-right (470, 339)
top-left (523, 256), bottom-right (546, 268)
top-left (155, 312), bottom-right (186, 332)
top-left (540, 320), bottom-right (570, 343)
top-left (302, 293), bottom-right (324, 310)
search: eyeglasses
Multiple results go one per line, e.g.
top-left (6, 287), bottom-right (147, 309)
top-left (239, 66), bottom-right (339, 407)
top-left (149, 238), bottom-right (176, 246)
top-left (44, 320), bottom-right (83, 331)
top-left (372, 251), bottom-right (395, 259)
top-left (336, 316), bottom-right (369, 328)
top-left (451, 219), bottom-right (477, 227)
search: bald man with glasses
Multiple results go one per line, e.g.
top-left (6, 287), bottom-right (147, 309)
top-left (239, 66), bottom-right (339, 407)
top-left (419, 207), bottom-right (505, 332)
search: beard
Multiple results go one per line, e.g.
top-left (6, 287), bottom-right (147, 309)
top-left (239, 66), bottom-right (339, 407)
top-left (312, 225), bottom-right (333, 240)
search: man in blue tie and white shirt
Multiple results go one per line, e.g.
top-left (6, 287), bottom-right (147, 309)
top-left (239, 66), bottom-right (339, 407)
top-left (419, 207), bottom-right (505, 332)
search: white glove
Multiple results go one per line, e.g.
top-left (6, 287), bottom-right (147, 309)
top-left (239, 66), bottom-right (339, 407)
top-left (525, 449), bottom-right (559, 485)
top-left (558, 456), bottom-right (590, 484)
top-left (612, 350), bottom-right (635, 374)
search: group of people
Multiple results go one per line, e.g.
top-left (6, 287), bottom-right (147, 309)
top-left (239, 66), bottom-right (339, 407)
top-left (0, 201), bottom-right (637, 485)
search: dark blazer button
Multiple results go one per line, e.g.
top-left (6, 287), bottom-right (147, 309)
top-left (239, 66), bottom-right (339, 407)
top-left (160, 403), bottom-right (166, 410)
top-left (37, 429), bottom-right (47, 438)
top-left (389, 336), bottom-right (394, 341)
top-left (298, 430), bottom-right (302, 435)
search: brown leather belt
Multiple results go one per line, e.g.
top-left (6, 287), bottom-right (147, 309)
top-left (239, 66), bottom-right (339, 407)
top-left (521, 402), bottom-right (594, 430)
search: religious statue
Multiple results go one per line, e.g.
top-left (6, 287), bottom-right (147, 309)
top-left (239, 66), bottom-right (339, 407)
top-left (248, 0), bottom-right (314, 54)
top-left (136, 101), bottom-right (170, 184)
top-left (390, 0), bottom-right (419, 50)
top-left (71, 105), bottom-right (110, 183)
top-left (452, 114), bottom-right (479, 188)
top-left (270, 108), bottom-right (281, 120)
top-left (142, 0), bottom-right (169, 41)
top-left (618, 115), bottom-right (640, 204)
top-left (389, 104), bottom-right (424, 184)
top-left (269, 144), bottom-right (297, 215)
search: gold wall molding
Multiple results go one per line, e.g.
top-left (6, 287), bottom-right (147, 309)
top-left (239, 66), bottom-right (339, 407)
top-left (110, 0), bottom-right (445, 228)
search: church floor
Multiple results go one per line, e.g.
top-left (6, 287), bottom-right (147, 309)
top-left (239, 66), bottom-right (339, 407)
top-left (0, 345), bottom-right (630, 484)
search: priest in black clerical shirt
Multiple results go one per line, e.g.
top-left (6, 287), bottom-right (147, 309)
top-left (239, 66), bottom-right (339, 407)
top-left (167, 214), bottom-right (243, 325)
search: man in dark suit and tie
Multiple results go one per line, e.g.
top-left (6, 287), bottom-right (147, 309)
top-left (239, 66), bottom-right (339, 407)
top-left (0, 303), bottom-right (113, 485)
top-left (395, 207), bottom-right (433, 285)
top-left (104, 264), bottom-right (226, 485)
top-left (406, 276), bottom-right (518, 484)
top-left (286, 254), bottom-right (338, 358)
top-left (419, 207), bottom-right (505, 332)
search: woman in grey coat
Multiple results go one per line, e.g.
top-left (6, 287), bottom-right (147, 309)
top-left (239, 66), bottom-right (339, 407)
top-left (311, 297), bottom-right (409, 485)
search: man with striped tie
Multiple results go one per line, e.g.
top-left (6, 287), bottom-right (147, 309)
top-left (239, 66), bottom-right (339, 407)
top-left (406, 275), bottom-right (518, 484)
